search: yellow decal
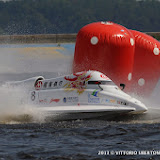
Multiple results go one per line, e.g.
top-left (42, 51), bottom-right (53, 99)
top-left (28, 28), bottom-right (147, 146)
top-left (64, 72), bottom-right (92, 95)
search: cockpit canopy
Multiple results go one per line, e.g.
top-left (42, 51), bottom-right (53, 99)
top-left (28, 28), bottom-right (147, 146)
top-left (88, 80), bottom-right (115, 85)
top-left (85, 71), bottom-right (125, 91)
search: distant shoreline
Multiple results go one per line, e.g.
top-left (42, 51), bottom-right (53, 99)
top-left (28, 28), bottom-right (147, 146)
top-left (0, 32), bottom-right (159, 44)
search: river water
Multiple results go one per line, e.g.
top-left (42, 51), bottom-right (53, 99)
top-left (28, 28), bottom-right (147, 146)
top-left (0, 43), bottom-right (160, 160)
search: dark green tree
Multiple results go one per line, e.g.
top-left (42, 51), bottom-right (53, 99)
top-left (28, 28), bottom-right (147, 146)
top-left (0, 0), bottom-right (160, 34)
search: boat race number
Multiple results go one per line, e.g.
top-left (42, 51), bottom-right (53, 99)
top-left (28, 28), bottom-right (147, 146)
top-left (31, 91), bottom-right (36, 101)
top-left (35, 81), bottom-right (43, 90)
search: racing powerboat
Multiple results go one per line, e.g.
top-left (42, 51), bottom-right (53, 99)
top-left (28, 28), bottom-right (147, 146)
top-left (7, 71), bottom-right (148, 120)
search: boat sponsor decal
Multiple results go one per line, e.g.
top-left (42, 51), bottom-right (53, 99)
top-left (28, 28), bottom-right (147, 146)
top-left (101, 98), bottom-right (116, 104)
top-left (117, 100), bottom-right (127, 106)
top-left (88, 93), bottom-right (100, 104)
top-left (54, 81), bottom-right (57, 87)
top-left (102, 99), bottom-right (110, 103)
top-left (42, 81), bottom-right (63, 89)
top-left (49, 82), bottom-right (53, 87)
top-left (64, 71), bottom-right (92, 95)
top-left (35, 81), bottom-right (43, 90)
top-left (92, 90), bottom-right (99, 97)
top-left (39, 99), bottom-right (47, 103)
top-left (63, 97), bottom-right (79, 103)
top-left (59, 81), bottom-right (63, 86)
top-left (106, 99), bottom-right (110, 103)
top-left (43, 82), bottom-right (48, 88)
top-left (50, 98), bottom-right (60, 104)
top-left (100, 74), bottom-right (110, 80)
top-left (63, 97), bottom-right (67, 103)
top-left (39, 98), bottom-right (60, 104)
top-left (110, 99), bottom-right (116, 103)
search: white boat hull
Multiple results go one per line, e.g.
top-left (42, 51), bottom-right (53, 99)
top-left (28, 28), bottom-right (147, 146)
top-left (6, 71), bottom-right (148, 120)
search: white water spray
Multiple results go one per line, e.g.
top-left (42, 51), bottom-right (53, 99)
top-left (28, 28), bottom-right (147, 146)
top-left (0, 44), bottom-right (74, 123)
top-left (0, 83), bottom-right (47, 124)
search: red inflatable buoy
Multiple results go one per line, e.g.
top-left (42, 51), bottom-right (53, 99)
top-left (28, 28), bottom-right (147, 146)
top-left (130, 30), bottom-right (160, 96)
top-left (73, 22), bottom-right (135, 89)
top-left (73, 21), bottom-right (160, 96)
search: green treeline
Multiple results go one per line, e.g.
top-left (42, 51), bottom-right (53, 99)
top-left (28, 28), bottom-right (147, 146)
top-left (0, 0), bottom-right (160, 35)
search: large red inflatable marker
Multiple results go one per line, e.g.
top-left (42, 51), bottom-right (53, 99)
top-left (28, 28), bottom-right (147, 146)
top-left (130, 30), bottom-right (160, 96)
top-left (73, 22), bottom-right (135, 89)
top-left (73, 21), bottom-right (160, 96)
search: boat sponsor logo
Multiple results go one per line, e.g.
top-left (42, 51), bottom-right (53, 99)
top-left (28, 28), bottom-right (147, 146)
top-left (64, 71), bottom-right (92, 95)
top-left (39, 98), bottom-right (60, 104)
top-left (59, 81), bottom-right (63, 86)
top-left (92, 90), bottom-right (99, 97)
top-left (39, 99), bottom-right (47, 103)
top-left (100, 74), bottom-right (110, 80)
top-left (54, 81), bottom-right (58, 87)
top-left (50, 98), bottom-right (60, 104)
top-left (117, 100), bottom-right (127, 106)
top-left (43, 82), bottom-right (48, 88)
top-left (43, 80), bottom-right (63, 88)
top-left (63, 97), bottom-right (79, 103)
top-left (88, 94), bottom-right (100, 104)
top-left (110, 99), bottom-right (116, 103)
top-left (63, 97), bottom-right (67, 103)
top-left (105, 99), bottom-right (110, 103)
top-left (101, 98), bottom-right (116, 104)
top-left (35, 81), bottom-right (43, 90)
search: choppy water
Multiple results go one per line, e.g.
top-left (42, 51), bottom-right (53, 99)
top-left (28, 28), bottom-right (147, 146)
top-left (0, 121), bottom-right (160, 160)
top-left (0, 43), bottom-right (160, 160)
